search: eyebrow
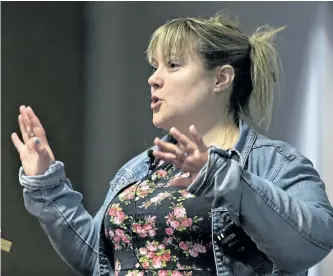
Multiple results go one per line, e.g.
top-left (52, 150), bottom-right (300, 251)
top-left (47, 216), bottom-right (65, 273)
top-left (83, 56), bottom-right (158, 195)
top-left (148, 53), bottom-right (185, 66)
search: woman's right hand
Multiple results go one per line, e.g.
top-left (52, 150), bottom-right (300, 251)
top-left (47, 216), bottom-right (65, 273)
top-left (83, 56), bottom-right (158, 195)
top-left (11, 106), bottom-right (55, 176)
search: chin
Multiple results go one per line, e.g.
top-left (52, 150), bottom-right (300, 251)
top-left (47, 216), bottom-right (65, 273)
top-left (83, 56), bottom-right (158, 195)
top-left (152, 113), bottom-right (173, 130)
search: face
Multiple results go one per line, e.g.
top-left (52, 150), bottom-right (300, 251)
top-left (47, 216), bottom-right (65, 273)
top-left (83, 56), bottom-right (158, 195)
top-left (148, 46), bottom-right (220, 133)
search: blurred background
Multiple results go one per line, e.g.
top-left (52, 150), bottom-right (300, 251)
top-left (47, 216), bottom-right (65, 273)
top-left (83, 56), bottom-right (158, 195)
top-left (1, 1), bottom-right (333, 275)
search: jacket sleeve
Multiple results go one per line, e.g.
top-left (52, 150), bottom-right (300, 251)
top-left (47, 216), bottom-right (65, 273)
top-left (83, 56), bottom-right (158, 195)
top-left (187, 147), bottom-right (333, 274)
top-left (19, 161), bottom-right (99, 275)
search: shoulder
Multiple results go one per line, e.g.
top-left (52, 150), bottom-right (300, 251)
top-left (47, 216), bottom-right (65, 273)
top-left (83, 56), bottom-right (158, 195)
top-left (247, 131), bottom-right (318, 183)
top-left (253, 132), bottom-right (301, 161)
top-left (111, 149), bottom-right (149, 183)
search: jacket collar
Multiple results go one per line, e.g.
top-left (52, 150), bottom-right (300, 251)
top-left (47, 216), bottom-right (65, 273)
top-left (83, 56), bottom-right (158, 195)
top-left (158, 119), bottom-right (256, 163)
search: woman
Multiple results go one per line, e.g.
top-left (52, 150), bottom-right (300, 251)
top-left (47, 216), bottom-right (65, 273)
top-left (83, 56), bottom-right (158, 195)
top-left (12, 13), bottom-right (333, 276)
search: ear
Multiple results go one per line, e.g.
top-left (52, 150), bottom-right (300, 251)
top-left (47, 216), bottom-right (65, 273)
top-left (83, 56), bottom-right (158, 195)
top-left (213, 65), bottom-right (235, 94)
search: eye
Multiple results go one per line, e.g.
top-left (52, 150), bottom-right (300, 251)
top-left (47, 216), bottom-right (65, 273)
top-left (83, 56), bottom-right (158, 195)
top-left (168, 61), bottom-right (180, 69)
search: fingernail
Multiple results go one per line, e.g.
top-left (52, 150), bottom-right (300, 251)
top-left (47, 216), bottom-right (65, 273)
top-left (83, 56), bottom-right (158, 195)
top-left (34, 138), bottom-right (40, 145)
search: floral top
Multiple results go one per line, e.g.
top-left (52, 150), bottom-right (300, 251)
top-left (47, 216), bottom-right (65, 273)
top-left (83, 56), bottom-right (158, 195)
top-left (103, 161), bottom-right (216, 276)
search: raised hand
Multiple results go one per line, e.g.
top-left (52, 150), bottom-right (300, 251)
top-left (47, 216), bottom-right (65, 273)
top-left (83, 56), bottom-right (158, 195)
top-left (11, 106), bottom-right (55, 176)
top-left (153, 125), bottom-right (208, 187)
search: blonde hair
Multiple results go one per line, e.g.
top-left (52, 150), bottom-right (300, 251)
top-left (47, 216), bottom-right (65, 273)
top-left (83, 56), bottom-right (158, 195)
top-left (146, 12), bottom-right (285, 130)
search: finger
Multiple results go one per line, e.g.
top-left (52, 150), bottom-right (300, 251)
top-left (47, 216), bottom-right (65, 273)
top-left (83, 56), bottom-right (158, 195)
top-left (189, 125), bottom-right (207, 152)
top-left (26, 106), bottom-right (47, 142)
top-left (171, 159), bottom-right (183, 169)
top-left (154, 138), bottom-right (184, 161)
top-left (18, 115), bottom-right (29, 143)
top-left (168, 178), bottom-right (192, 188)
top-left (169, 127), bottom-right (196, 153)
top-left (26, 106), bottom-right (43, 129)
top-left (20, 105), bottom-right (32, 135)
top-left (11, 132), bottom-right (25, 154)
top-left (152, 150), bottom-right (183, 167)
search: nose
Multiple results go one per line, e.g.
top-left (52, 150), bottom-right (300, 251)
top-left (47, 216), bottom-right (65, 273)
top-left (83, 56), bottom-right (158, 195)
top-left (148, 70), bottom-right (164, 91)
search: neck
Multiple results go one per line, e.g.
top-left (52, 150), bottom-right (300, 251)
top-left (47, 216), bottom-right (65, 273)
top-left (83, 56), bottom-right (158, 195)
top-left (174, 115), bottom-right (240, 151)
top-left (202, 117), bottom-right (240, 150)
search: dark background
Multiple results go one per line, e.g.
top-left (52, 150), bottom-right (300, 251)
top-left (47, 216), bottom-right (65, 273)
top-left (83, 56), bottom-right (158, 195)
top-left (2, 2), bottom-right (333, 275)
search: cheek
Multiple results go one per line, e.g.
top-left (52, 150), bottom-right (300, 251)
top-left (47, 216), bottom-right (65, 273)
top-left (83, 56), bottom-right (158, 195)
top-left (166, 72), bottom-right (212, 108)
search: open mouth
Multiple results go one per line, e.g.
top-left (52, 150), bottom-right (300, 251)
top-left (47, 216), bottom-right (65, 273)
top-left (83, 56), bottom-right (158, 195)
top-left (151, 96), bottom-right (163, 109)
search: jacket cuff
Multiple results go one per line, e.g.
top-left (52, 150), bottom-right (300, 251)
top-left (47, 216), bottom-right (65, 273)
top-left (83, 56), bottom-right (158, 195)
top-left (19, 161), bottom-right (66, 189)
top-left (187, 147), bottom-right (243, 224)
top-left (187, 146), bottom-right (235, 195)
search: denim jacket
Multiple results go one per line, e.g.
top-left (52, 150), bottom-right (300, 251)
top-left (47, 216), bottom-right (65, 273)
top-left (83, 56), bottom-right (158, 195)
top-left (19, 121), bottom-right (333, 276)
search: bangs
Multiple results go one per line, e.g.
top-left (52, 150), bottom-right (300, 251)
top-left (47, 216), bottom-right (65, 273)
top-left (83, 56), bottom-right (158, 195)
top-left (146, 19), bottom-right (198, 64)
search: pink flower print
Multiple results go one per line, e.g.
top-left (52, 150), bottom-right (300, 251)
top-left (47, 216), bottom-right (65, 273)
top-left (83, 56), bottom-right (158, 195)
top-left (179, 241), bottom-right (189, 251)
top-left (170, 220), bottom-right (180, 229)
top-left (142, 262), bottom-right (150, 269)
top-left (181, 218), bottom-right (193, 228)
top-left (139, 247), bottom-right (148, 255)
top-left (152, 256), bottom-right (162, 268)
top-left (108, 207), bottom-right (118, 216)
top-left (134, 225), bottom-right (148, 237)
top-left (173, 207), bottom-right (186, 218)
top-left (138, 231), bottom-right (148, 238)
top-left (163, 237), bottom-right (172, 245)
top-left (115, 229), bottom-right (125, 238)
top-left (114, 211), bottom-right (125, 224)
top-left (165, 227), bottom-right (174, 235)
top-left (157, 170), bottom-right (167, 178)
top-left (114, 244), bottom-right (121, 250)
top-left (138, 273), bottom-right (144, 276)
top-left (158, 244), bottom-right (166, 250)
top-left (143, 224), bottom-right (152, 231)
top-left (124, 193), bottom-right (134, 200)
top-left (171, 271), bottom-right (183, 276)
top-left (189, 248), bottom-right (199, 257)
top-left (109, 230), bottom-right (114, 237)
top-left (140, 183), bottom-right (150, 191)
top-left (147, 243), bottom-right (158, 252)
top-left (193, 243), bottom-right (207, 253)
top-left (158, 271), bottom-right (168, 276)
top-left (113, 236), bottom-right (121, 243)
top-left (147, 251), bottom-right (155, 258)
top-left (161, 252), bottom-right (171, 262)
top-left (122, 236), bottom-right (130, 244)
top-left (145, 215), bottom-right (157, 224)
top-left (132, 223), bottom-right (140, 230)
top-left (148, 229), bottom-right (156, 237)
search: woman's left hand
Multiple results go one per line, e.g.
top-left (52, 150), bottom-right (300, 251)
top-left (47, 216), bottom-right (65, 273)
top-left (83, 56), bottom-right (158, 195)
top-left (153, 125), bottom-right (208, 187)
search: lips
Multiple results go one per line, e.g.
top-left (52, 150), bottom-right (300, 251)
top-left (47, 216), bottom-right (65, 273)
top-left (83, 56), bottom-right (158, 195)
top-left (151, 95), bottom-right (163, 110)
top-left (151, 100), bottom-right (162, 110)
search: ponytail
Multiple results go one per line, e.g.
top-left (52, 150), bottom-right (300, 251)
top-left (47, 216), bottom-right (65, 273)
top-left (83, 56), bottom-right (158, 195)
top-left (248, 25), bottom-right (285, 130)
